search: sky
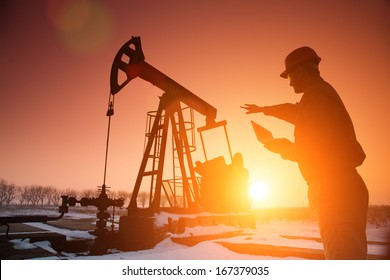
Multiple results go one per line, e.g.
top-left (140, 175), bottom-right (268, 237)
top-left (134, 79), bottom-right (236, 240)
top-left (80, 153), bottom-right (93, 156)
top-left (0, 0), bottom-right (389, 207)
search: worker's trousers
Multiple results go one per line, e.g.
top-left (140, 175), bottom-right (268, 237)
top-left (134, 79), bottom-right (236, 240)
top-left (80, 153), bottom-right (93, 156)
top-left (308, 169), bottom-right (369, 259)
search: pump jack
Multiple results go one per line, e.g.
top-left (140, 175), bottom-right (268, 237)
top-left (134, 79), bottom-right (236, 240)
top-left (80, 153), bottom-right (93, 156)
top-left (61, 36), bottom-right (251, 253)
top-left (107, 36), bottom-right (246, 251)
top-left (110, 37), bottom-right (232, 214)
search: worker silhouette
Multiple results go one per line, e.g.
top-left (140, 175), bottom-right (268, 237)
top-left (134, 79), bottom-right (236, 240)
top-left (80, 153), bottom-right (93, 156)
top-left (241, 47), bottom-right (369, 259)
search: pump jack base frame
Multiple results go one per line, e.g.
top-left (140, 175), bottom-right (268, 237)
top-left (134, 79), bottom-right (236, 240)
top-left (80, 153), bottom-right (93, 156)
top-left (116, 209), bottom-right (256, 252)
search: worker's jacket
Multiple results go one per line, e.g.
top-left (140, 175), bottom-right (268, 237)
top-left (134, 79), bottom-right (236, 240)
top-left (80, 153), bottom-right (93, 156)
top-left (263, 76), bottom-right (365, 183)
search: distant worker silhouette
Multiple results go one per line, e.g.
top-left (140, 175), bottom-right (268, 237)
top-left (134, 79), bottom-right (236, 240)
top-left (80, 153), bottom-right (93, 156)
top-left (241, 46), bottom-right (369, 259)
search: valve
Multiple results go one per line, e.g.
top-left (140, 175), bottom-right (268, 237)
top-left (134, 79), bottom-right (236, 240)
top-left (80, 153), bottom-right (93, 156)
top-left (61, 185), bottom-right (124, 234)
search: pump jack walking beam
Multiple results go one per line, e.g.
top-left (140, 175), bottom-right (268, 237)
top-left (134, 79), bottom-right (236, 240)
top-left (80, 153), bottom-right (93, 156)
top-left (110, 36), bottom-right (217, 126)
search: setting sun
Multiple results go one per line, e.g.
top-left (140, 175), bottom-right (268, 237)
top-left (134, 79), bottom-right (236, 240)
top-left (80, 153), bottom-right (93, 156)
top-left (249, 181), bottom-right (269, 201)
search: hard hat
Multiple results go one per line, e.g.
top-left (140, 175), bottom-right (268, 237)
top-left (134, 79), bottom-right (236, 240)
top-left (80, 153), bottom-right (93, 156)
top-left (280, 46), bottom-right (321, 78)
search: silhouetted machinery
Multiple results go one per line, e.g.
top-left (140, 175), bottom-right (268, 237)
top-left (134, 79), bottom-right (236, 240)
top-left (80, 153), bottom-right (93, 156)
top-left (110, 36), bottom-right (233, 213)
top-left (0, 196), bottom-right (70, 239)
top-left (64, 36), bottom-right (252, 253)
top-left (106, 36), bottom-right (251, 251)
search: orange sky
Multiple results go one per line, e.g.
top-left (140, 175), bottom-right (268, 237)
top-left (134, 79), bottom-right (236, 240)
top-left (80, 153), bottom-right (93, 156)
top-left (1, 0), bottom-right (389, 207)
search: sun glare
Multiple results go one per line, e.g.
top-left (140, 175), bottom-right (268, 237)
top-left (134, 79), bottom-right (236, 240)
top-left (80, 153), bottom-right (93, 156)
top-left (249, 181), bottom-right (269, 201)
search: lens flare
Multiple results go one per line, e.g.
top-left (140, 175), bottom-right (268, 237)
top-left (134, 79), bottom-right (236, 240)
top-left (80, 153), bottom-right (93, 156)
top-left (46, 0), bottom-right (112, 54)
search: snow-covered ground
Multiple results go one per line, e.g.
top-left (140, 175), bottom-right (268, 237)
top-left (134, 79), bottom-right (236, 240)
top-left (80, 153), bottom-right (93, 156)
top-left (2, 207), bottom-right (389, 260)
top-left (2, 207), bottom-right (389, 280)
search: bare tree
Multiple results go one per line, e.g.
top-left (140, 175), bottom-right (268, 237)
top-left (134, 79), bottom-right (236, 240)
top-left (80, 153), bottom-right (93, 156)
top-left (45, 186), bottom-right (58, 206)
top-left (0, 178), bottom-right (7, 206)
top-left (36, 185), bottom-right (50, 206)
top-left (80, 188), bottom-right (97, 198)
top-left (23, 185), bottom-right (39, 205)
top-left (4, 182), bottom-right (18, 205)
top-left (17, 185), bottom-right (30, 205)
top-left (29, 185), bottom-right (41, 206)
top-left (51, 188), bottom-right (63, 206)
top-left (138, 191), bottom-right (149, 208)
